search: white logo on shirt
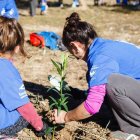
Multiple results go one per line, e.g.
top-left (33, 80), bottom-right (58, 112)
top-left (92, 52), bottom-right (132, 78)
top-left (19, 84), bottom-right (25, 90)
top-left (19, 91), bottom-right (27, 99)
top-left (1, 8), bottom-right (5, 15)
top-left (9, 9), bottom-right (14, 15)
top-left (90, 71), bottom-right (96, 77)
top-left (19, 84), bottom-right (27, 99)
top-left (90, 65), bottom-right (99, 77)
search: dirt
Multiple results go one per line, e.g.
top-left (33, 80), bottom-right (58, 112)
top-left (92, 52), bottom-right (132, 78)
top-left (13, 0), bottom-right (140, 139)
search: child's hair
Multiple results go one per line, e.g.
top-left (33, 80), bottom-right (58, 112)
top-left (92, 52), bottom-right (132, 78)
top-left (0, 16), bottom-right (26, 56)
top-left (62, 12), bottom-right (98, 48)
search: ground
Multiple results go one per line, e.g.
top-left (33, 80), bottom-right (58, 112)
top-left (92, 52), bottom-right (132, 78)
top-left (13, 0), bottom-right (140, 139)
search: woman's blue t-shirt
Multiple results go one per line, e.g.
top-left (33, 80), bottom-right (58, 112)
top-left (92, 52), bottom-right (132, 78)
top-left (87, 38), bottom-right (140, 87)
top-left (0, 58), bottom-right (29, 129)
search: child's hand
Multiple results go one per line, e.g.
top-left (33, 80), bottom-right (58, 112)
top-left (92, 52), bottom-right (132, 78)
top-left (51, 109), bottom-right (67, 124)
top-left (34, 121), bottom-right (48, 137)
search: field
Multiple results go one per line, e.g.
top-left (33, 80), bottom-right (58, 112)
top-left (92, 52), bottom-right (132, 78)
top-left (14, 0), bottom-right (140, 139)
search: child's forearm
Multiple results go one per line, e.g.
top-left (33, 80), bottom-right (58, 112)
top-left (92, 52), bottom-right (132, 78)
top-left (17, 102), bottom-right (43, 131)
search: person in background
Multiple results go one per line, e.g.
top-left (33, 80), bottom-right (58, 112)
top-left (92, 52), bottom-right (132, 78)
top-left (98, 0), bottom-right (104, 5)
top-left (59, 0), bottom-right (63, 8)
top-left (40, 0), bottom-right (48, 15)
top-left (0, 16), bottom-right (48, 137)
top-left (122, 0), bottom-right (128, 5)
top-left (94, 0), bottom-right (105, 6)
top-left (51, 12), bottom-right (140, 137)
top-left (0, 0), bottom-right (19, 20)
top-left (29, 0), bottom-right (37, 17)
top-left (116, 0), bottom-right (128, 5)
top-left (72, 0), bottom-right (79, 8)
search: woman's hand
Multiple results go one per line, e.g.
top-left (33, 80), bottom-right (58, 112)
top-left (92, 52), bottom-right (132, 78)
top-left (51, 103), bottom-right (91, 124)
top-left (51, 109), bottom-right (67, 124)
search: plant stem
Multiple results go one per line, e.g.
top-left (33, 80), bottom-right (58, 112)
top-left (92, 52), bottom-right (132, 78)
top-left (60, 68), bottom-right (64, 99)
top-left (52, 126), bottom-right (56, 140)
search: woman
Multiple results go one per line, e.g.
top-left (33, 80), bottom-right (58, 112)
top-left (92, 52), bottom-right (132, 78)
top-left (52, 12), bottom-right (140, 136)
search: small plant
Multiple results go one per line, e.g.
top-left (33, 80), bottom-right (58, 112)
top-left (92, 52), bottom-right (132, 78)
top-left (47, 54), bottom-right (70, 139)
top-left (48, 53), bottom-right (70, 113)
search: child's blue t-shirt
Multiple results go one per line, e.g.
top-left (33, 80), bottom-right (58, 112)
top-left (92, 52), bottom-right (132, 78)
top-left (0, 0), bottom-right (19, 20)
top-left (0, 58), bottom-right (29, 129)
top-left (87, 38), bottom-right (140, 87)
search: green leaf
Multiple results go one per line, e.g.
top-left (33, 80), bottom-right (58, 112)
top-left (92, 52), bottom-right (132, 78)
top-left (63, 101), bottom-right (68, 105)
top-left (61, 97), bottom-right (68, 104)
top-left (64, 93), bottom-right (72, 97)
top-left (61, 94), bottom-right (65, 98)
top-left (49, 96), bottom-right (58, 105)
top-left (61, 54), bottom-right (65, 64)
top-left (57, 99), bottom-right (62, 106)
top-left (63, 104), bottom-right (68, 112)
top-left (45, 127), bottom-right (53, 135)
top-left (47, 86), bottom-right (60, 94)
top-left (63, 54), bottom-right (68, 71)
top-left (51, 88), bottom-right (60, 94)
top-left (63, 86), bottom-right (71, 91)
top-left (57, 106), bottom-right (61, 115)
top-left (59, 100), bottom-right (63, 107)
top-left (49, 102), bottom-right (56, 109)
top-left (61, 54), bottom-right (68, 72)
top-left (51, 59), bottom-right (62, 76)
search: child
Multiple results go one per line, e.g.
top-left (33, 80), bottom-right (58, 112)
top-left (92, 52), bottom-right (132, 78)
top-left (59, 0), bottom-right (63, 8)
top-left (0, 16), bottom-right (48, 137)
top-left (116, 0), bottom-right (128, 5)
top-left (52, 12), bottom-right (140, 136)
top-left (72, 0), bottom-right (79, 8)
top-left (94, 0), bottom-right (104, 6)
top-left (29, 0), bottom-right (37, 17)
top-left (0, 0), bottom-right (19, 20)
top-left (40, 0), bottom-right (48, 15)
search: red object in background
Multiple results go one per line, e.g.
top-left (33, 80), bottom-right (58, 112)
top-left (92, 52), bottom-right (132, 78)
top-left (30, 33), bottom-right (45, 48)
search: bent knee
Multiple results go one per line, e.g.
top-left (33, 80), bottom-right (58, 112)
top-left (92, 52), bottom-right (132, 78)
top-left (106, 74), bottom-right (128, 97)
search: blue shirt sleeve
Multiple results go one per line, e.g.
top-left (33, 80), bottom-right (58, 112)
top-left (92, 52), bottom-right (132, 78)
top-left (88, 55), bottom-right (119, 87)
top-left (4, 0), bottom-right (19, 20)
top-left (0, 69), bottom-right (29, 111)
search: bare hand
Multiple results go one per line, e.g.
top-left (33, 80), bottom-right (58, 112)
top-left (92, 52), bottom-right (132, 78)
top-left (51, 109), bottom-right (67, 124)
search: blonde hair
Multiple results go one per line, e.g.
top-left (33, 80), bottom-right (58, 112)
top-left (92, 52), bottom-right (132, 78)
top-left (0, 16), bottom-right (27, 56)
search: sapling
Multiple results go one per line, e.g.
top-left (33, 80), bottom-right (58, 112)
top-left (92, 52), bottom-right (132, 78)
top-left (48, 53), bottom-right (70, 113)
top-left (47, 54), bottom-right (70, 139)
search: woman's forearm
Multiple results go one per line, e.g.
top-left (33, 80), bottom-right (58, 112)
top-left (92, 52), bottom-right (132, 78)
top-left (64, 102), bottom-right (92, 122)
top-left (64, 85), bottom-right (106, 122)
